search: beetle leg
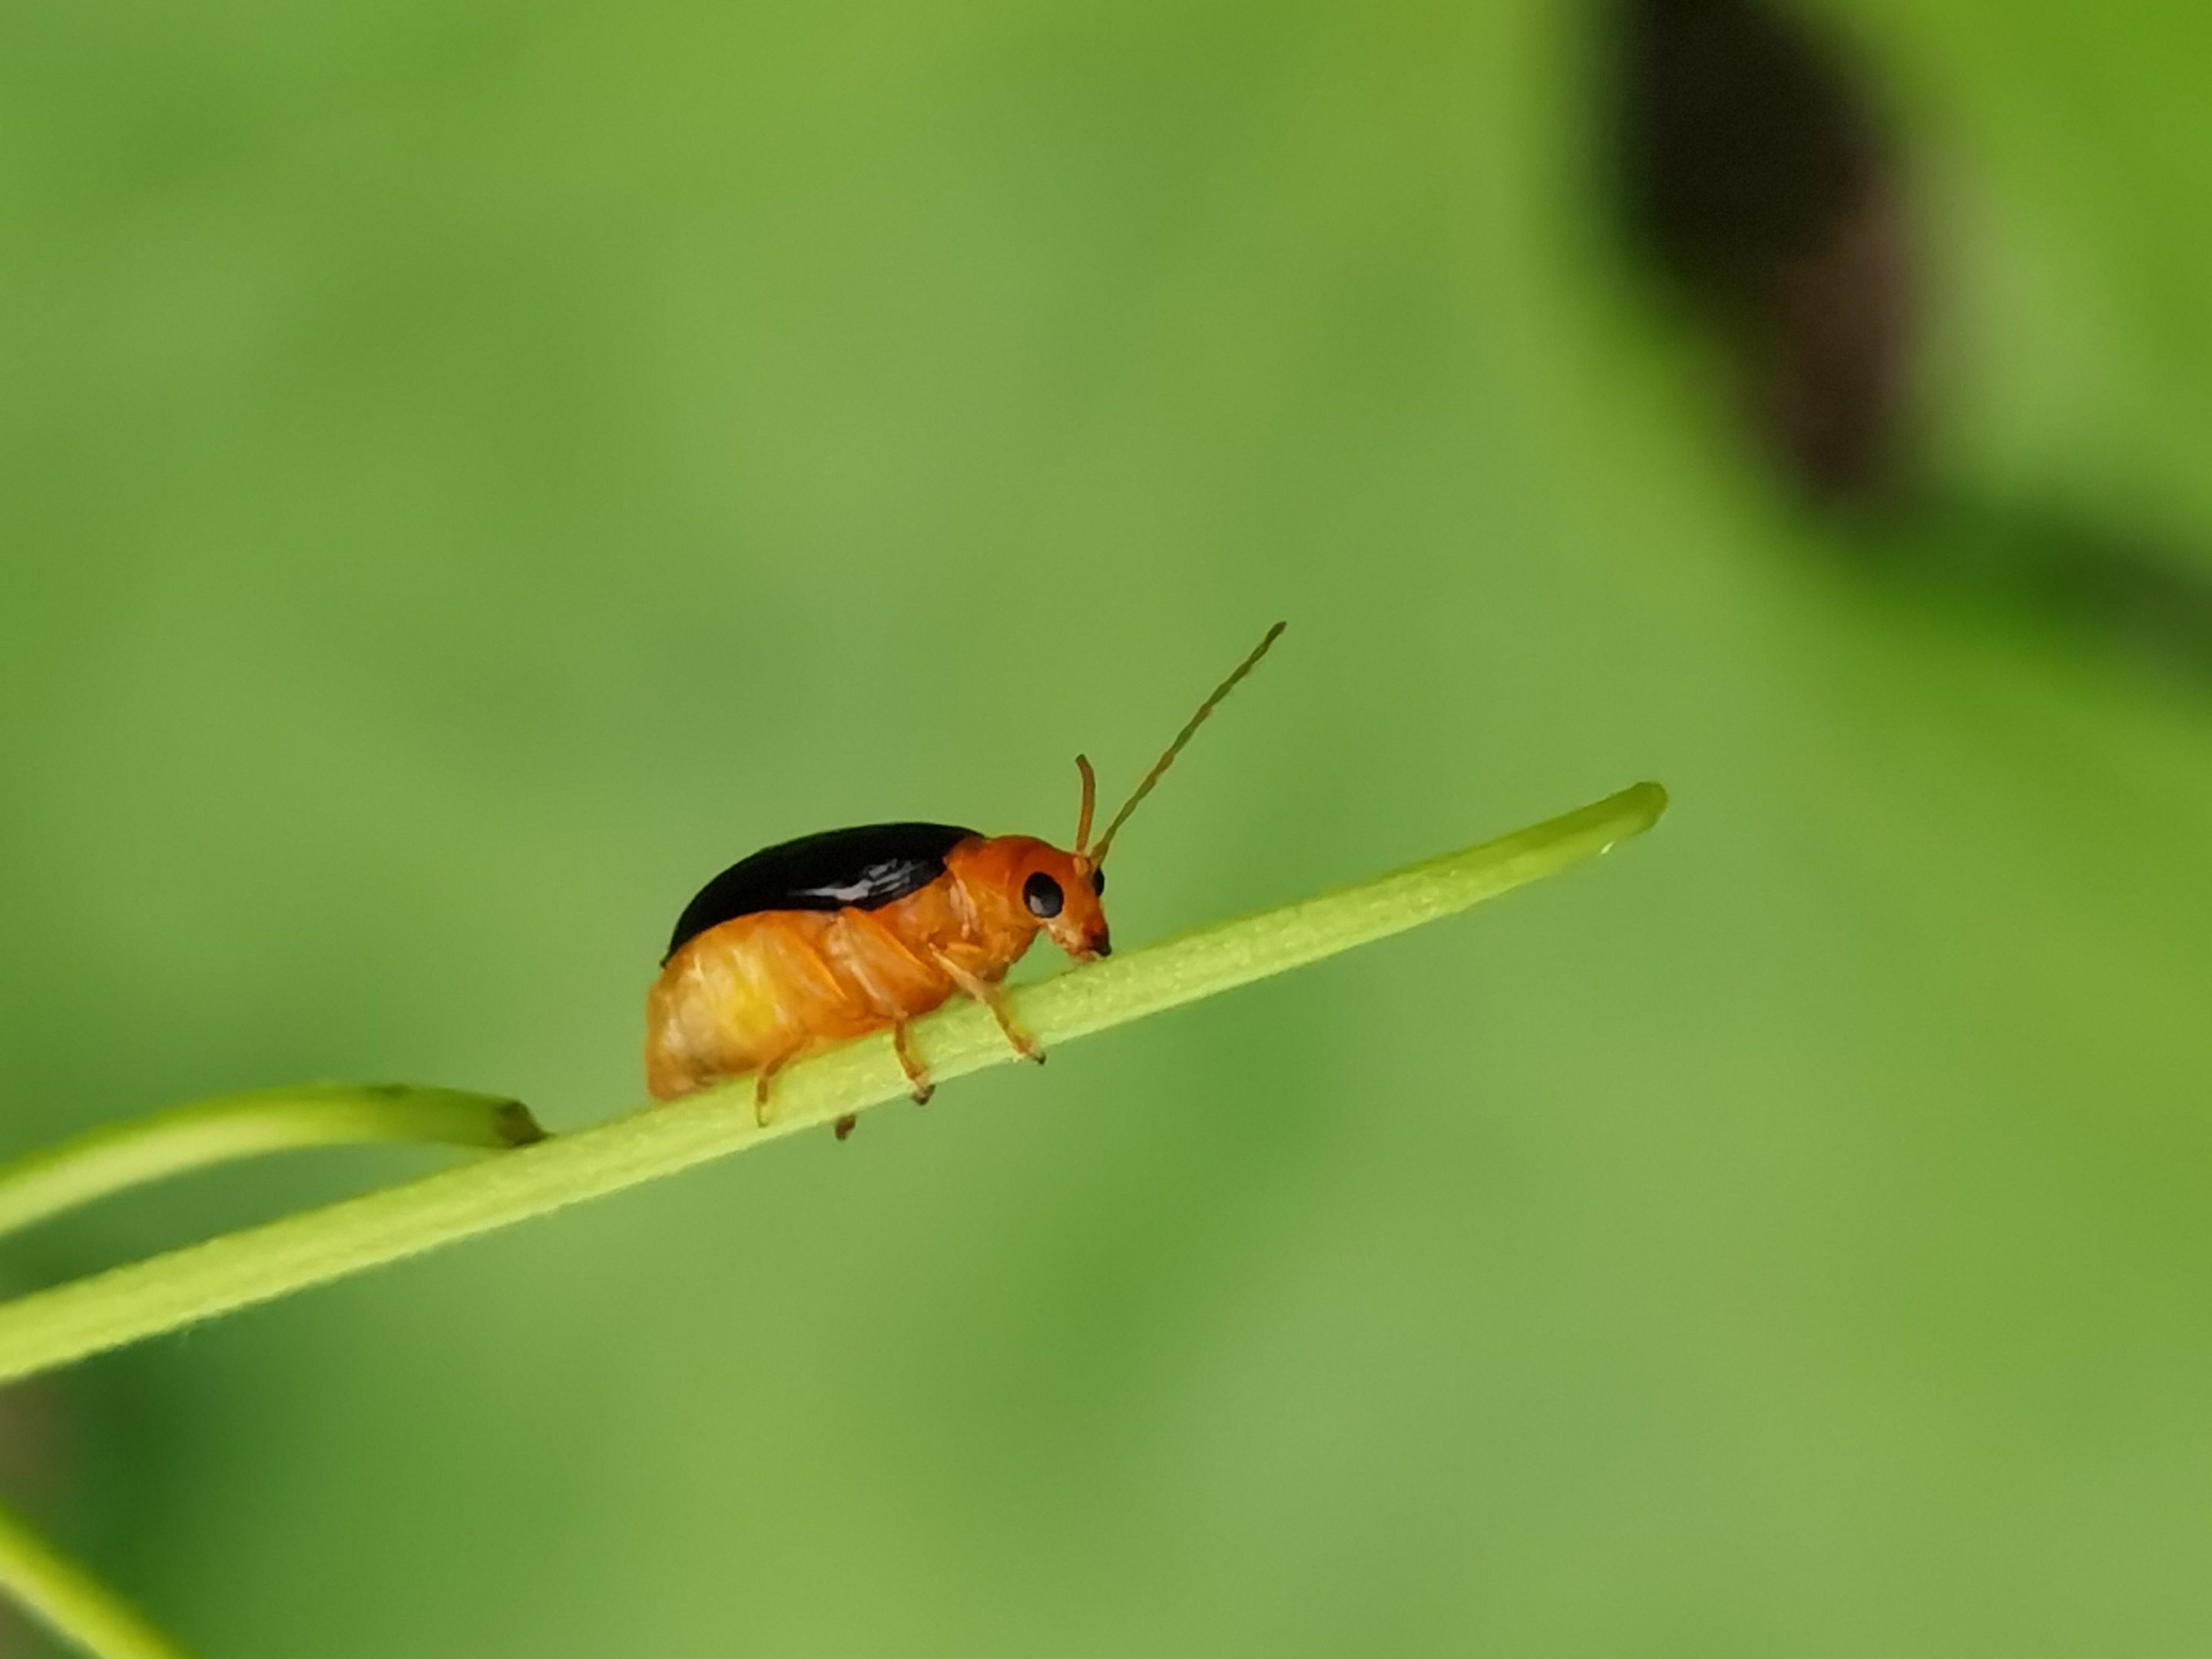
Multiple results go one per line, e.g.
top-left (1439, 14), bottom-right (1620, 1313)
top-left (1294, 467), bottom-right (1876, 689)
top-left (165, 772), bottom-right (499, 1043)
top-left (932, 952), bottom-right (1045, 1065)
top-left (753, 1048), bottom-right (800, 1128)
top-left (831, 911), bottom-right (949, 1099)
top-left (892, 1020), bottom-right (935, 1104)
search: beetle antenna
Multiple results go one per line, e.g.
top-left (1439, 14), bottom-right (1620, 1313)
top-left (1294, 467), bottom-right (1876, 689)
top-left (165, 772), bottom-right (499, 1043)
top-left (1073, 754), bottom-right (1098, 854)
top-left (1090, 621), bottom-right (1286, 863)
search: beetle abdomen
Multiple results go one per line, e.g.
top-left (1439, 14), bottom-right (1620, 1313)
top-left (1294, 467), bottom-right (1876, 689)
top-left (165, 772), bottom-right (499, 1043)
top-left (645, 905), bottom-right (969, 1100)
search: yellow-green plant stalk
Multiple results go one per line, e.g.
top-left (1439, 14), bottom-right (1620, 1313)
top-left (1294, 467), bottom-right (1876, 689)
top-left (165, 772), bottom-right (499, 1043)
top-left (0, 782), bottom-right (1665, 1390)
top-left (0, 1494), bottom-right (196, 1659)
top-left (0, 1084), bottom-right (545, 1241)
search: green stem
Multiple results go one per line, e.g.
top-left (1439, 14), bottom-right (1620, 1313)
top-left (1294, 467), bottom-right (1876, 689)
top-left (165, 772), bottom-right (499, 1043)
top-left (0, 1085), bottom-right (546, 1241)
top-left (0, 1494), bottom-right (195, 1659)
top-left (0, 783), bottom-right (1665, 1388)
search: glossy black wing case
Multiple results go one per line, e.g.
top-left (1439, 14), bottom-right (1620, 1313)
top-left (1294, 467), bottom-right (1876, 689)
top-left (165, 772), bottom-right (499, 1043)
top-left (664, 822), bottom-right (979, 961)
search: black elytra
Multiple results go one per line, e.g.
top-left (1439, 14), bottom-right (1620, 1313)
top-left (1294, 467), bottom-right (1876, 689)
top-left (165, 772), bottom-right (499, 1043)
top-left (664, 823), bottom-right (977, 962)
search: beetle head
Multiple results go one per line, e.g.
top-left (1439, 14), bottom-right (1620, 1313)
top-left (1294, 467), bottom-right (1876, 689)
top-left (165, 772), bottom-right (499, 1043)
top-left (1015, 839), bottom-right (1111, 962)
top-left (955, 834), bottom-right (1108, 961)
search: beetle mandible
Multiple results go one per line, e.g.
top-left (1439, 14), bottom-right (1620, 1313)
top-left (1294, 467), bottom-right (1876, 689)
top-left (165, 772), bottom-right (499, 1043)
top-left (644, 623), bottom-right (1286, 1134)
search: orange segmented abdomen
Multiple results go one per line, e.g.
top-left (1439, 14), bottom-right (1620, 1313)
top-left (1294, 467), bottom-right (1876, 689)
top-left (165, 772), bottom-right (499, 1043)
top-left (644, 900), bottom-right (971, 1101)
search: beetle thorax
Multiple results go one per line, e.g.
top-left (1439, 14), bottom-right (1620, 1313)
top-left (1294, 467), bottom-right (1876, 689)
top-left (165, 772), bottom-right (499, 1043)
top-left (942, 836), bottom-right (1051, 962)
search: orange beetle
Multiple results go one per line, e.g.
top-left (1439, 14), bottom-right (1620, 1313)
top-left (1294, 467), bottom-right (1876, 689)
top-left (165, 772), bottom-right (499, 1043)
top-left (645, 624), bottom-right (1284, 1133)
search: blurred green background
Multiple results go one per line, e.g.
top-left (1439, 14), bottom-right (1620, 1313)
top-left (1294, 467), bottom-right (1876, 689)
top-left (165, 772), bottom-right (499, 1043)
top-left (5, 0), bottom-right (2212, 1653)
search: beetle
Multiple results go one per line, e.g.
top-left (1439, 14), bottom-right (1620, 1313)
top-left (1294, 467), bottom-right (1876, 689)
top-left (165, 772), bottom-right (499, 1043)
top-left (644, 623), bottom-right (1285, 1134)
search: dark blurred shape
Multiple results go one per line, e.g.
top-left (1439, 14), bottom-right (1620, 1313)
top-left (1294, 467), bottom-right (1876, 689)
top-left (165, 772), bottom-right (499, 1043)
top-left (1607, 0), bottom-right (2212, 687)
top-left (1613, 0), bottom-right (1916, 500)
top-left (1877, 495), bottom-right (2212, 685)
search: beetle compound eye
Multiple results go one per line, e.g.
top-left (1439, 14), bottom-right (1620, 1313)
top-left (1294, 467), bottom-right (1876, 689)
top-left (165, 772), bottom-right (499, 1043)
top-left (1022, 872), bottom-right (1065, 919)
top-left (1089, 867), bottom-right (1105, 896)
